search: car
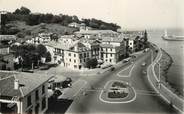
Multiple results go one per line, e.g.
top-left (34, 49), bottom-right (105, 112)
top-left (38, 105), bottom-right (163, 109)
top-left (143, 48), bottom-right (150, 53)
top-left (51, 90), bottom-right (63, 99)
top-left (142, 70), bottom-right (147, 74)
top-left (131, 55), bottom-right (136, 58)
top-left (111, 67), bottom-right (115, 71)
top-left (122, 58), bottom-right (130, 63)
top-left (141, 62), bottom-right (146, 66)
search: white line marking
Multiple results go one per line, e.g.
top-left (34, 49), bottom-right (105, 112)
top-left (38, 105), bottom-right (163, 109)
top-left (99, 80), bottom-right (136, 104)
top-left (117, 64), bottom-right (135, 77)
top-left (147, 47), bottom-right (183, 113)
top-left (72, 80), bottom-right (87, 97)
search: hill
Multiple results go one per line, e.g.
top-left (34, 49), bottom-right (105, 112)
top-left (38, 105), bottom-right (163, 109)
top-left (1, 21), bottom-right (78, 38)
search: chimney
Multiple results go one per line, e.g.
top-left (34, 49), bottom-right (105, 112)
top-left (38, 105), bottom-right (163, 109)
top-left (14, 79), bottom-right (19, 90)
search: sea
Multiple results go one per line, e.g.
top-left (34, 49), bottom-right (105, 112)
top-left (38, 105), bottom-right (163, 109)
top-left (148, 29), bottom-right (184, 93)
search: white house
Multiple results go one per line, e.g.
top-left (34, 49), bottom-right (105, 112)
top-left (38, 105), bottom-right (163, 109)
top-left (100, 37), bottom-right (126, 64)
top-left (0, 72), bottom-right (53, 114)
top-left (64, 41), bottom-right (91, 70)
top-left (68, 22), bottom-right (81, 28)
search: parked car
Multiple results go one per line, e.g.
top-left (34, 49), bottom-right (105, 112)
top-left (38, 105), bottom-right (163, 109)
top-left (50, 89), bottom-right (63, 99)
top-left (62, 77), bottom-right (72, 88)
top-left (141, 62), bottom-right (146, 66)
top-left (122, 58), bottom-right (130, 63)
top-left (130, 55), bottom-right (136, 58)
top-left (111, 67), bottom-right (115, 71)
top-left (101, 64), bottom-right (113, 69)
top-left (143, 48), bottom-right (150, 53)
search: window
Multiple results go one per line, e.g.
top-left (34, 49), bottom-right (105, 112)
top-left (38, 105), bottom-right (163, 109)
top-left (68, 53), bottom-right (71, 56)
top-left (110, 48), bottom-right (112, 51)
top-left (87, 53), bottom-right (89, 57)
top-left (79, 54), bottom-right (82, 58)
top-left (84, 59), bottom-right (86, 62)
top-left (110, 59), bottom-right (112, 62)
top-left (74, 65), bottom-right (77, 68)
top-left (27, 95), bottom-right (32, 107)
top-left (74, 54), bottom-right (76, 57)
top-left (35, 90), bottom-right (39, 101)
top-left (41, 97), bottom-right (46, 110)
top-left (42, 85), bottom-right (45, 94)
top-left (69, 59), bottom-right (71, 62)
top-left (84, 53), bottom-right (86, 58)
top-left (110, 54), bottom-right (112, 57)
top-left (74, 60), bottom-right (76, 63)
top-left (106, 48), bottom-right (108, 52)
top-left (106, 54), bottom-right (108, 58)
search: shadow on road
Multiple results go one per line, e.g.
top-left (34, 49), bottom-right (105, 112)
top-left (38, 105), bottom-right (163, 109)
top-left (46, 98), bottom-right (73, 114)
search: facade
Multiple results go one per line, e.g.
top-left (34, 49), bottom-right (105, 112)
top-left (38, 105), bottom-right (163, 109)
top-left (68, 22), bottom-right (81, 28)
top-left (128, 39), bottom-right (135, 52)
top-left (0, 35), bottom-right (15, 70)
top-left (100, 44), bottom-right (124, 64)
top-left (64, 42), bottom-right (91, 70)
top-left (0, 72), bottom-right (53, 114)
top-left (100, 37), bottom-right (126, 64)
top-left (0, 54), bottom-right (14, 70)
top-left (0, 45), bottom-right (9, 55)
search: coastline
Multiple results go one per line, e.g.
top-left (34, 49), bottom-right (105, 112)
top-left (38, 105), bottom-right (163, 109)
top-left (154, 48), bottom-right (183, 98)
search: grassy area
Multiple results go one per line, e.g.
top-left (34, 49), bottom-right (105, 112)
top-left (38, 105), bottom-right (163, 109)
top-left (108, 91), bottom-right (128, 98)
top-left (5, 21), bottom-right (78, 37)
top-left (112, 81), bottom-right (127, 88)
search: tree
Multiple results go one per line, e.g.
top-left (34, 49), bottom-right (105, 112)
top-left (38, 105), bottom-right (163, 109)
top-left (36, 44), bottom-right (47, 57)
top-left (46, 52), bottom-right (51, 62)
top-left (86, 58), bottom-right (98, 69)
top-left (13, 6), bottom-right (31, 15)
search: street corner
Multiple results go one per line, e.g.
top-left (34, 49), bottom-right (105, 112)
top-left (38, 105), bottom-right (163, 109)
top-left (99, 80), bottom-right (136, 104)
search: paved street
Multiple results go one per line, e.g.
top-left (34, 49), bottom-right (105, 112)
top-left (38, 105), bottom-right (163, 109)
top-left (65, 50), bottom-right (178, 114)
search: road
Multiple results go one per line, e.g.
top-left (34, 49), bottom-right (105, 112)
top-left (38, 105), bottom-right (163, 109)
top-left (65, 50), bottom-right (178, 114)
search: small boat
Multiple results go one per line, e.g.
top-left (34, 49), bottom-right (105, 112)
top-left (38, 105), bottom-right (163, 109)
top-left (162, 30), bottom-right (184, 41)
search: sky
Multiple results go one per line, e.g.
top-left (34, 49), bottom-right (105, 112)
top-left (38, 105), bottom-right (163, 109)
top-left (0, 0), bottom-right (183, 30)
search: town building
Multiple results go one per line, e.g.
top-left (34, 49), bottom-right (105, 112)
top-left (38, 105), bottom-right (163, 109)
top-left (75, 30), bottom-right (119, 39)
top-left (0, 72), bottom-right (53, 114)
top-left (64, 41), bottom-right (91, 70)
top-left (0, 35), bottom-right (16, 70)
top-left (68, 22), bottom-right (81, 28)
top-left (100, 37), bottom-right (126, 64)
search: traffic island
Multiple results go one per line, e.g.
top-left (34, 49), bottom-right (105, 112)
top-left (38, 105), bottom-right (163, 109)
top-left (99, 80), bottom-right (136, 103)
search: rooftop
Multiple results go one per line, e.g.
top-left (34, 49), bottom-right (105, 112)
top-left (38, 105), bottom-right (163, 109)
top-left (102, 37), bottom-right (124, 43)
top-left (100, 44), bottom-right (114, 48)
top-left (45, 41), bottom-right (72, 50)
top-left (0, 35), bottom-right (16, 41)
top-left (0, 72), bottom-right (53, 98)
top-left (75, 30), bottom-right (118, 35)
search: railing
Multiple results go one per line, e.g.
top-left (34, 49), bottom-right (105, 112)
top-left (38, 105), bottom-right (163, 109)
top-left (147, 44), bottom-right (184, 113)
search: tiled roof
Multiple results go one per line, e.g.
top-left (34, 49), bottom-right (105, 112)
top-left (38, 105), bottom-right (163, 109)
top-left (102, 37), bottom-right (124, 43)
top-left (0, 72), bottom-right (53, 98)
top-left (0, 35), bottom-right (16, 41)
top-left (100, 44), bottom-right (114, 48)
top-left (44, 41), bottom-right (75, 50)
top-left (75, 30), bottom-right (118, 35)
